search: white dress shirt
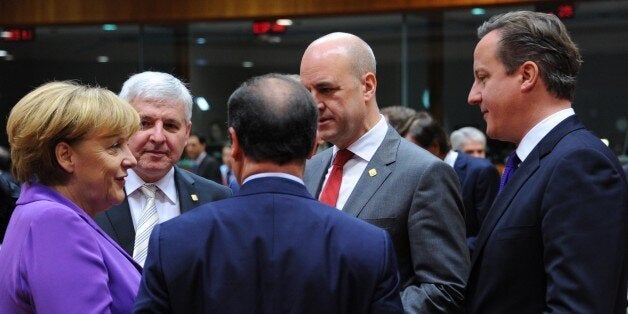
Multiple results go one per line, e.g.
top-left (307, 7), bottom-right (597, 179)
top-left (444, 150), bottom-right (458, 168)
top-left (126, 168), bottom-right (180, 229)
top-left (516, 108), bottom-right (575, 162)
top-left (321, 115), bottom-right (388, 210)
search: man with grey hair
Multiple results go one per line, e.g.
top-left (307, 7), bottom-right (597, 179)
top-left (450, 126), bottom-right (487, 159)
top-left (301, 32), bottom-right (469, 313)
top-left (466, 11), bottom-right (626, 313)
top-left (95, 71), bottom-right (231, 267)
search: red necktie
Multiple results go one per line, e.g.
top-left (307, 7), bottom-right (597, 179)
top-left (319, 149), bottom-right (354, 207)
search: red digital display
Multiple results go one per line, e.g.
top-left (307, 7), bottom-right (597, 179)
top-left (1, 28), bottom-right (35, 42)
top-left (252, 21), bottom-right (287, 35)
top-left (536, 2), bottom-right (575, 19)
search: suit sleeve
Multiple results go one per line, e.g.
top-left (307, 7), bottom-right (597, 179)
top-left (134, 224), bottom-right (171, 313)
top-left (24, 210), bottom-right (114, 314)
top-left (541, 148), bottom-right (626, 313)
top-left (370, 230), bottom-right (404, 314)
top-left (401, 161), bottom-right (470, 313)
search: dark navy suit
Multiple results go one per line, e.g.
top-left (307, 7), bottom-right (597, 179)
top-left (452, 152), bottom-right (500, 251)
top-left (467, 116), bottom-right (627, 313)
top-left (134, 176), bottom-right (403, 314)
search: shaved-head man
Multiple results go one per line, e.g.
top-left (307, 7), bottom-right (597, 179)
top-left (301, 32), bottom-right (469, 313)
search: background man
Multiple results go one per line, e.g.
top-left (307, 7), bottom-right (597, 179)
top-left (185, 133), bottom-right (222, 183)
top-left (405, 117), bottom-right (499, 251)
top-left (466, 11), bottom-right (626, 313)
top-left (95, 71), bottom-right (231, 267)
top-left (300, 32), bottom-right (469, 313)
top-left (219, 143), bottom-right (240, 192)
top-left (450, 126), bottom-right (488, 159)
top-left (134, 73), bottom-right (403, 313)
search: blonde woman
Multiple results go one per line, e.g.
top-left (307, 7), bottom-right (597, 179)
top-left (0, 81), bottom-right (141, 313)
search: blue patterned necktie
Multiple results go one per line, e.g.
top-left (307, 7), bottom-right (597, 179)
top-left (499, 152), bottom-right (521, 193)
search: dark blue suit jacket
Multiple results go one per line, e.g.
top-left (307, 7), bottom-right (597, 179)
top-left (467, 116), bottom-right (627, 313)
top-left (134, 176), bottom-right (403, 314)
top-left (452, 152), bottom-right (500, 250)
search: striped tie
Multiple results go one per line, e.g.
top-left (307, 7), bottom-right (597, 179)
top-left (133, 184), bottom-right (159, 267)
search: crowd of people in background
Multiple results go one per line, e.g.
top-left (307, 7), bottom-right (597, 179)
top-left (0, 10), bottom-right (625, 314)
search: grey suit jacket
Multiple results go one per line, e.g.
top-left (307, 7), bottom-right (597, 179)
top-left (95, 166), bottom-right (232, 256)
top-left (304, 126), bottom-right (469, 313)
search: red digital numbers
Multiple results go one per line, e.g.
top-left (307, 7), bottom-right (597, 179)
top-left (1, 28), bottom-right (35, 42)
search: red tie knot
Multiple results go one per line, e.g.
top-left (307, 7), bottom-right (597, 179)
top-left (333, 149), bottom-right (354, 167)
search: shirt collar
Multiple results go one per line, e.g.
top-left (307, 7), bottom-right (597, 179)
top-left (444, 150), bottom-right (458, 167)
top-left (243, 172), bottom-right (304, 185)
top-left (126, 167), bottom-right (177, 203)
top-left (516, 108), bottom-right (575, 162)
top-left (333, 114), bottom-right (388, 162)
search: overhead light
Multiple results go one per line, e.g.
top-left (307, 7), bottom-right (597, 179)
top-left (601, 138), bottom-right (610, 146)
top-left (0, 50), bottom-right (7, 57)
top-left (97, 56), bottom-right (109, 63)
top-left (195, 97), bottom-right (210, 111)
top-left (195, 59), bottom-right (208, 66)
top-left (102, 24), bottom-right (118, 31)
top-left (422, 89), bottom-right (430, 109)
top-left (471, 8), bottom-right (486, 15)
top-left (276, 19), bottom-right (293, 26)
top-left (195, 37), bottom-right (207, 45)
top-left (242, 61), bottom-right (254, 68)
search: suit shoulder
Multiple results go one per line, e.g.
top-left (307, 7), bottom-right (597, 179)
top-left (177, 167), bottom-right (231, 196)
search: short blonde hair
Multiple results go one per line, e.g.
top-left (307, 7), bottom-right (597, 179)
top-left (7, 81), bottom-right (140, 185)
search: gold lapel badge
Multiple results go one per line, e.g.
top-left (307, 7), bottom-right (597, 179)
top-left (191, 194), bottom-right (199, 202)
top-left (368, 168), bottom-right (377, 177)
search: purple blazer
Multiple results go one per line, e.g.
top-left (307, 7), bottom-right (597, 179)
top-left (0, 183), bottom-right (141, 314)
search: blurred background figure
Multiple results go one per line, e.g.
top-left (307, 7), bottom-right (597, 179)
top-left (450, 126), bottom-right (488, 159)
top-left (0, 81), bottom-right (142, 312)
top-left (219, 143), bottom-right (240, 193)
top-left (406, 116), bottom-right (500, 250)
top-left (0, 145), bottom-right (20, 246)
top-left (381, 105), bottom-right (417, 138)
top-left (185, 133), bottom-right (222, 184)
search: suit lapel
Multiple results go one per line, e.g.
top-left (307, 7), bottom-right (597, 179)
top-left (471, 115), bottom-right (585, 264)
top-left (304, 149), bottom-right (333, 198)
top-left (343, 127), bottom-right (398, 217)
top-left (174, 166), bottom-right (201, 213)
top-left (102, 199), bottom-right (135, 256)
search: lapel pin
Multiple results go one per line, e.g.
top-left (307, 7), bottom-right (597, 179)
top-left (191, 194), bottom-right (198, 202)
top-left (368, 168), bottom-right (377, 177)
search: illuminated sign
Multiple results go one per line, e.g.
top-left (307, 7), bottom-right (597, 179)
top-left (1, 28), bottom-right (35, 42)
top-left (252, 21), bottom-right (287, 35)
top-left (536, 2), bottom-right (575, 19)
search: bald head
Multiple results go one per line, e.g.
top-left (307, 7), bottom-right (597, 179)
top-left (303, 32), bottom-right (376, 79)
top-left (228, 73), bottom-right (318, 164)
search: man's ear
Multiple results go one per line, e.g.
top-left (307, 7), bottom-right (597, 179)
top-left (55, 142), bottom-right (76, 174)
top-left (228, 127), bottom-right (241, 161)
top-left (308, 131), bottom-right (321, 159)
top-left (520, 61), bottom-right (539, 93)
top-left (362, 72), bottom-right (377, 102)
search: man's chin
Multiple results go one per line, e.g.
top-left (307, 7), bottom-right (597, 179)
top-left (135, 161), bottom-right (173, 177)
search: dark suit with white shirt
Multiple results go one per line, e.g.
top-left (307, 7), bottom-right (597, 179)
top-left (94, 166), bottom-right (231, 256)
